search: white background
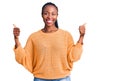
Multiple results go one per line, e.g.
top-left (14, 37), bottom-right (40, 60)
top-left (0, 0), bottom-right (120, 81)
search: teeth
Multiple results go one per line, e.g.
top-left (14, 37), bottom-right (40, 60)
top-left (47, 20), bottom-right (52, 23)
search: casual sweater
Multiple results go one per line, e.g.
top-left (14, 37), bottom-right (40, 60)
top-left (14, 29), bottom-right (83, 79)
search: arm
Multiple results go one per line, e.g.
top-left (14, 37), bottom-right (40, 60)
top-left (67, 23), bottom-right (86, 62)
top-left (13, 24), bottom-right (33, 73)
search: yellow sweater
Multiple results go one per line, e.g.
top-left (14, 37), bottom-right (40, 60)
top-left (14, 29), bottom-right (83, 79)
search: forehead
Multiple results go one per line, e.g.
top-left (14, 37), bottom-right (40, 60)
top-left (43, 5), bottom-right (58, 12)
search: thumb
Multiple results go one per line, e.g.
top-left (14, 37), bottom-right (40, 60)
top-left (13, 24), bottom-right (17, 28)
top-left (82, 23), bottom-right (87, 26)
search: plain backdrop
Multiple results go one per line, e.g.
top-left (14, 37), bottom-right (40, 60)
top-left (0, 0), bottom-right (120, 81)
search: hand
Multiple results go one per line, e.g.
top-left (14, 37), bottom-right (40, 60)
top-left (13, 24), bottom-right (20, 39)
top-left (79, 23), bottom-right (86, 36)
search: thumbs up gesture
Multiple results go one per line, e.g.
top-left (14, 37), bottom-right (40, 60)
top-left (13, 24), bottom-right (20, 39)
top-left (79, 23), bottom-right (86, 36)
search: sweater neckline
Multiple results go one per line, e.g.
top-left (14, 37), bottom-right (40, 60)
top-left (39, 29), bottom-right (60, 35)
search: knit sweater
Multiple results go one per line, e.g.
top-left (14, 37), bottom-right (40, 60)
top-left (14, 29), bottom-right (83, 79)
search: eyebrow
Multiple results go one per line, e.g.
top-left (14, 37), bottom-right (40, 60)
top-left (43, 11), bottom-right (57, 13)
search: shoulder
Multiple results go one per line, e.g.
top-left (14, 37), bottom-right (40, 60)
top-left (59, 28), bottom-right (71, 35)
top-left (27, 30), bottom-right (41, 39)
top-left (58, 29), bottom-right (73, 40)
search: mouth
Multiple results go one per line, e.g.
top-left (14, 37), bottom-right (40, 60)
top-left (46, 19), bottom-right (53, 24)
top-left (47, 20), bottom-right (52, 23)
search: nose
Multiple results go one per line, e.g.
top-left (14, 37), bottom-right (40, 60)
top-left (47, 14), bottom-right (52, 19)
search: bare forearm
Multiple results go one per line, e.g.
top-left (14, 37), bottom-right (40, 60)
top-left (77, 35), bottom-right (84, 45)
top-left (14, 37), bottom-right (20, 49)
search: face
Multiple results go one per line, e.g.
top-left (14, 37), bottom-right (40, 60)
top-left (42, 5), bottom-right (58, 27)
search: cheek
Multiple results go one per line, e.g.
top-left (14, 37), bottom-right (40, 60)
top-left (53, 15), bottom-right (58, 20)
top-left (42, 16), bottom-right (46, 22)
top-left (42, 15), bottom-right (46, 19)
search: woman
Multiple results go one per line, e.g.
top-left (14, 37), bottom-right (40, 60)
top-left (13, 2), bottom-right (86, 81)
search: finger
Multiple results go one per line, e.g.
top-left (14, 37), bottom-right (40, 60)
top-left (79, 23), bottom-right (86, 28)
top-left (80, 23), bottom-right (86, 28)
top-left (13, 24), bottom-right (17, 28)
top-left (82, 23), bottom-right (86, 26)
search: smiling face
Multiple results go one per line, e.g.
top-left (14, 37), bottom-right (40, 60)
top-left (42, 5), bottom-right (58, 27)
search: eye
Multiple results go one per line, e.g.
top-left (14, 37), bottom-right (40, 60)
top-left (52, 13), bottom-right (57, 16)
top-left (43, 12), bottom-right (48, 15)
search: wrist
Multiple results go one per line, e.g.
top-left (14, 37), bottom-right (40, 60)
top-left (77, 39), bottom-right (83, 45)
top-left (78, 35), bottom-right (84, 45)
top-left (14, 41), bottom-right (20, 49)
top-left (14, 36), bottom-right (19, 39)
top-left (80, 34), bottom-right (84, 37)
top-left (77, 41), bottom-right (83, 45)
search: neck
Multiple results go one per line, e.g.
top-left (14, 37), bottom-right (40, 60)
top-left (42, 26), bottom-right (58, 33)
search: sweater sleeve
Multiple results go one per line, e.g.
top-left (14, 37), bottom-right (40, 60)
top-left (67, 32), bottom-right (83, 62)
top-left (13, 35), bottom-right (33, 73)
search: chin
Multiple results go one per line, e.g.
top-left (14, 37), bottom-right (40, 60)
top-left (46, 24), bottom-right (54, 27)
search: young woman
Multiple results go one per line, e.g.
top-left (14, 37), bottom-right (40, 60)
top-left (13, 2), bottom-right (86, 81)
